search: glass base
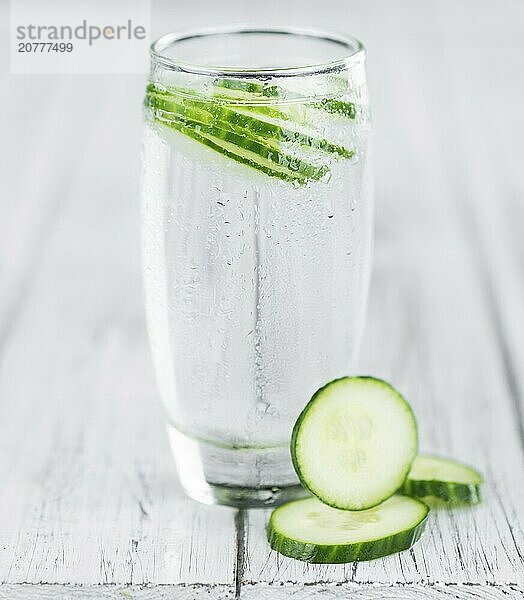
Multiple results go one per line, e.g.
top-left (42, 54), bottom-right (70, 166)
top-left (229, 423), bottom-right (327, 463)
top-left (166, 424), bottom-right (307, 508)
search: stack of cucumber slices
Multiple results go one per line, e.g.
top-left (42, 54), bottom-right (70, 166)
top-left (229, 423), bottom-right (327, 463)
top-left (144, 78), bottom-right (357, 184)
top-left (268, 376), bottom-right (483, 563)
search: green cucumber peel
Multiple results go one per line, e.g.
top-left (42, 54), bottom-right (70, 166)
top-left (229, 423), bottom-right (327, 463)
top-left (400, 455), bottom-right (483, 504)
top-left (213, 77), bottom-right (279, 97)
top-left (149, 107), bottom-right (328, 184)
top-left (267, 494), bottom-right (429, 563)
top-left (146, 85), bottom-right (355, 159)
top-left (146, 84), bottom-right (353, 159)
top-left (145, 83), bottom-right (359, 183)
top-left (212, 77), bottom-right (357, 119)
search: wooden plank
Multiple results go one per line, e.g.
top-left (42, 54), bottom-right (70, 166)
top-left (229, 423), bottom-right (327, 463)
top-left (0, 585), bottom-right (232, 599)
top-left (0, 78), bottom-right (90, 355)
top-left (0, 77), bottom-right (237, 590)
top-left (433, 12), bottom-right (524, 430)
top-left (241, 0), bottom-right (524, 592)
top-left (1, 583), bottom-right (522, 600)
top-left (242, 229), bottom-right (524, 588)
top-left (0, 583), bottom-right (521, 600)
top-left (240, 583), bottom-right (523, 599)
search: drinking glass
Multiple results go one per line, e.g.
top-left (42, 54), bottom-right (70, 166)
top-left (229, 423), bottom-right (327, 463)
top-left (141, 27), bottom-right (373, 507)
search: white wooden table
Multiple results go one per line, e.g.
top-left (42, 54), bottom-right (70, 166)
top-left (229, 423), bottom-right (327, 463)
top-left (1, 0), bottom-right (523, 597)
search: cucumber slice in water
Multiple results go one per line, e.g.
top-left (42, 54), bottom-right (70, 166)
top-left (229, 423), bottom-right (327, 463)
top-left (212, 78), bottom-right (357, 119)
top-left (312, 97), bottom-right (356, 119)
top-left (145, 82), bottom-right (356, 184)
top-left (146, 88), bottom-right (353, 159)
top-left (400, 455), bottom-right (483, 504)
top-left (145, 85), bottom-right (335, 184)
top-left (213, 77), bottom-right (279, 98)
top-left (291, 377), bottom-right (418, 510)
top-left (158, 114), bottom-right (328, 184)
top-left (268, 494), bottom-right (429, 563)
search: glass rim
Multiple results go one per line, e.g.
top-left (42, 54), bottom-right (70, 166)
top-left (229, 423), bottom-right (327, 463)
top-left (150, 26), bottom-right (366, 77)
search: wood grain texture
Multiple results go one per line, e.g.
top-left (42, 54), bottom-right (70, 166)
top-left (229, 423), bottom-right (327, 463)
top-left (0, 69), bottom-right (236, 589)
top-left (0, 583), bottom-right (522, 600)
top-left (0, 585), bottom-right (233, 600)
top-left (239, 0), bottom-right (524, 594)
top-left (241, 584), bottom-right (523, 600)
top-left (1, 0), bottom-right (524, 597)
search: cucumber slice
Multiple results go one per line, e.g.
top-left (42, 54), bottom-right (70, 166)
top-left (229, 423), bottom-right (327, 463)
top-left (146, 87), bottom-right (353, 159)
top-left (291, 377), bottom-right (418, 510)
top-left (155, 112), bottom-right (328, 184)
top-left (400, 455), bottom-right (483, 504)
top-left (312, 98), bottom-right (356, 119)
top-left (213, 77), bottom-right (279, 98)
top-left (268, 494), bottom-right (428, 563)
top-left (146, 98), bottom-right (329, 183)
top-left (145, 85), bottom-right (338, 184)
top-left (212, 78), bottom-right (357, 120)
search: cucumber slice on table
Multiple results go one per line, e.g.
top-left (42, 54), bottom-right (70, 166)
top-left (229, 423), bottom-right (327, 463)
top-left (268, 494), bottom-right (428, 563)
top-left (291, 377), bottom-right (418, 510)
top-left (400, 455), bottom-right (483, 504)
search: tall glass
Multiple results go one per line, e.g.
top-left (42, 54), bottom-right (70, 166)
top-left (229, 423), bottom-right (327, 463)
top-left (141, 27), bottom-right (373, 507)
